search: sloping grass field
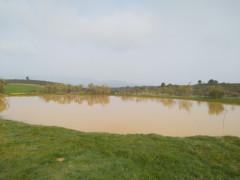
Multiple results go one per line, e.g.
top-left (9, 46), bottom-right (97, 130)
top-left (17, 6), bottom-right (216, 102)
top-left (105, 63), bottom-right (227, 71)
top-left (0, 119), bottom-right (239, 179)
top-left (4, 83), bottom-right (43, 94)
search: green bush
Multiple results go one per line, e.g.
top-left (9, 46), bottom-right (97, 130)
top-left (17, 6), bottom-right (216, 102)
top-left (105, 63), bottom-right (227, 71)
top-left (0, 80), bottom-right (6, 93)
top-left (208, 87), bottom-right (224, 98)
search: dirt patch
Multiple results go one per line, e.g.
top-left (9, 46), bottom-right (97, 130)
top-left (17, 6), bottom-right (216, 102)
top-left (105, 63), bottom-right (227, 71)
top-left (56, 157), bottom-right (65, 162)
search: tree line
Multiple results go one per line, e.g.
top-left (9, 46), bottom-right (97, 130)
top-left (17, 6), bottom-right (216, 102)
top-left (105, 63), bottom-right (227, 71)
top-left (42, 83), bottom-right (111, 95)
top-left (1, 78), bottom-right (240, 98)
top-left (113, 79), bottom-right (240, 98)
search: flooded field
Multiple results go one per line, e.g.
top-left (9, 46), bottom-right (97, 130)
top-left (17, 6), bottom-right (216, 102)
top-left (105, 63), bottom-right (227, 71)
top-left (0, 95), bottom-right (239, 137)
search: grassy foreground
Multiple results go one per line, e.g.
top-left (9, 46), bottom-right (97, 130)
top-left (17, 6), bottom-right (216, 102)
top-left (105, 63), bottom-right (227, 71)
top-left (0, 119), bottom-right (239, 179)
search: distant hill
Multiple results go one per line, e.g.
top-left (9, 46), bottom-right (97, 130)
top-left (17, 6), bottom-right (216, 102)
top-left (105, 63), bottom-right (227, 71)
top-left (3, 78), bottom-right (134, 87)
top-left (5, 79), bottom-right (59, 85)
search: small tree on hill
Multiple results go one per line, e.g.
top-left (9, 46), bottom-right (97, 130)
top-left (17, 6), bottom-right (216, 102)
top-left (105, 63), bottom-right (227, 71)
top-left (208, 79), bottom-right (218, 85)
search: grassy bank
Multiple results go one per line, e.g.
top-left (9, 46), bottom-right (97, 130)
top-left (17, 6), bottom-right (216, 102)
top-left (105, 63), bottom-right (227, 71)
top-left (4, 83), bottom-right (43, 94)
top-left (0, 119), bottom-right (239, 179)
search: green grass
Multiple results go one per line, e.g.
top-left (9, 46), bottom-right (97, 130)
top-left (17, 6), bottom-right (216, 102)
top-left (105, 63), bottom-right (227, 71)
top-left (4, 83), bottom-right (43, 94)
top-left (0, 119), bottom-right (239, 179)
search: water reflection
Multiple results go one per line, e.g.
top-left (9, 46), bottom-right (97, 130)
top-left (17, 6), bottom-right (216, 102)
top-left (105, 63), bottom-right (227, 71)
top-left (178, 101), bottom-right (193, 112)
top-left (208, 103), bottom-right (225, 115)
top-left (159, 99), bottom-right (176, 108)
top-left (38, 95), bottom-right (227, 116)
top-left (120, 96), bottom-right (176, 108)
top-left (120, 96), bottom-right (137, 102)
top-left (120, 96), bottom-right (226, 115)
top-left (40, 95), bottom-right (109, 106)
top-left (0, 97), bottom-right (7, 112)
top-left (1, 96), bottom-right (239, 136)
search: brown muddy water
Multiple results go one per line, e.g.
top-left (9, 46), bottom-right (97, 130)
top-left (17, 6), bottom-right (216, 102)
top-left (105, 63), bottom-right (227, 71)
top-left (0, 95), bottom-right (239, 137)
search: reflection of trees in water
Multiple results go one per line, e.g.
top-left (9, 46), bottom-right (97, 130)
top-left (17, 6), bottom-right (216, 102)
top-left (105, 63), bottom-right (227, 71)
top-left (40, 95), bottom-right (110, 106)
top-left (85, 96), bottom-right (110, 106)
top-left (120, 96), bottom-right (176, 108)
top-left (121, 96), bottom-right (151, 103)
top-left (120, 96), bottom-right (137, 102)
top-left (196, 101), bottom-right (202, 106)
top-left (231, 106), bottom-right (235, 111)
top-left (0, 97), bottom-right (8, 112)
top-left (159, 99), bottom-right (176, 108)
top-left (178, 101), bottom-right (193, 112)
top-left (208, 103), bottom-right (225, 115)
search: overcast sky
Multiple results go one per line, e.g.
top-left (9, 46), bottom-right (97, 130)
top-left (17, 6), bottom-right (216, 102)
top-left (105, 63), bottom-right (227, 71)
top-left (0, 0), bottom-right (240, 85)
